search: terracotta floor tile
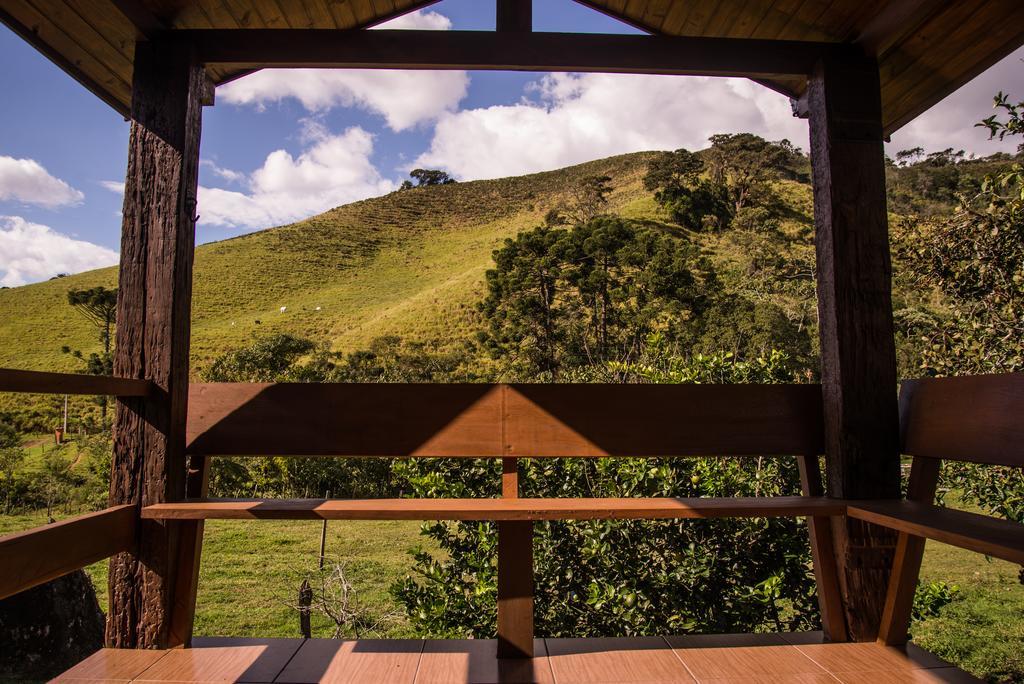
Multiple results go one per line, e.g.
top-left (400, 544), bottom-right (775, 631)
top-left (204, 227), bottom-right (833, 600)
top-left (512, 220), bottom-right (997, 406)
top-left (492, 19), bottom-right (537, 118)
top-left (832, 668), bottom-right (984, 683)
top-left (133, 638), bottom-right (302, 683)
top-left (274, 638), bottom-right (422, 684)
top-left (793, 643), bottom-right (948, 673)
top-left (545, 637), bottom-right (694, 683)
top-left (49, 648), bottom-right (169, 683)
top-left (667, 635), bottom-right (826, 680)
top-left (414, 639), bottom-right (552, 683)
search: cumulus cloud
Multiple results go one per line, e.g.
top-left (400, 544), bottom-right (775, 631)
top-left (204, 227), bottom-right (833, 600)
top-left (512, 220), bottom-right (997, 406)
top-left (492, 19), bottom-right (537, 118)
top-left (217, 10), bottom-right (468, 131)
top-left (888, 47), bottom-right (1024, 157)
top-left (196, 123), bottom-right (395, 230)
top-left (0, 216), bottom-right (118, 286)
top-left (415, 73), bottom-right (809, 180)
top-left (0, 156), bottom-right (84, 208)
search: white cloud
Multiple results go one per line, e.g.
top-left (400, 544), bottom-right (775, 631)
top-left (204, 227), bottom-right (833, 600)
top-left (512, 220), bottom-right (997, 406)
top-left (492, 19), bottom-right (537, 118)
top-left (0, 216), bottom-right (118, 286)
top-left (217, 10), bottom-right (468, 131)
top-left (0, 156), bottom-right (84, 208)
top-left (373, 8), bottom-right (451, 30)
top-left (416, 73), bottom-right (809, 180)
top-left (200, 160), bottom-right (246, 185)
top-left (888, 47), bottom-right (1024, 157)
top-left (100, 180), bottom-right (124, 194)
top-left (197, 124), bottom-right (395, 230)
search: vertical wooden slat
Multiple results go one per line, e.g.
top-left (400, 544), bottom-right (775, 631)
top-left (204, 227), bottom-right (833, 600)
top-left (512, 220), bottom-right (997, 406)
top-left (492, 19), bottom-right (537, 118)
top-left (797, 453), bottom-right (848, 642)
top-left (807, 51), bottom-right (901, 641)
top-left (168, 454), bottom-right (212, 646)
top-left (497, 442), bottom-right (533, 657)
top-left (106, 38), bottom-right (204, 650)
top-left (877, 456), bottom-right (941, 645)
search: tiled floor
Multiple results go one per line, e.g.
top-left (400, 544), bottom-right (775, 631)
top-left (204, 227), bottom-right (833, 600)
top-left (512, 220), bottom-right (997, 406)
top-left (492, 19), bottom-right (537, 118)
top-left (49, 633), bottom-right (983, 684)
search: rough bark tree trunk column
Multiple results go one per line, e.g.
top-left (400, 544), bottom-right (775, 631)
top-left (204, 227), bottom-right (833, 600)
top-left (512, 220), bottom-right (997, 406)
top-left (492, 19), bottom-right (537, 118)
top-left (106, 39), bottom-right (205, 650)
top-left (806, 52), bottom-right (902, 641)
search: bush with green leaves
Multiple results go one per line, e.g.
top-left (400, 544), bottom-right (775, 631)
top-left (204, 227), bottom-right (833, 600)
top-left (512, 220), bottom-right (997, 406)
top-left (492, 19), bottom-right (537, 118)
top-left (391, 350), bottom-right (820, 638)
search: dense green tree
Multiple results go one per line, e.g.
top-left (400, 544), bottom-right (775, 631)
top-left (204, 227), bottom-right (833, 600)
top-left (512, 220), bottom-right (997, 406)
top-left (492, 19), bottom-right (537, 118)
top-left (703, 134), bottom-right (800, 213)
top-left (479, 217), bottom-right (718, 378)
top-left (643, 149), bottom-right (731, 231)
top-left (407, 168), bottom-right (457, 187)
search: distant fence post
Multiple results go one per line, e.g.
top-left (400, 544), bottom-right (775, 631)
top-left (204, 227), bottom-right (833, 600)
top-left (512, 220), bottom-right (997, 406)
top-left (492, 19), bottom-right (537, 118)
top-left (298, 579), bottom-right (312, 638)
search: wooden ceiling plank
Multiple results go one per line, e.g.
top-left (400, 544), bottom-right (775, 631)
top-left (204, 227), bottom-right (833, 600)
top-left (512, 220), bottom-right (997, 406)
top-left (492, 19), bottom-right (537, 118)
top-left (682, 0), bottom-right (720, 37)
top-left (349, 0), bottom-right (377, 24)
top-left (726, 0), bottom-right (774, 38)
top-left (108, 0), bottom-right (167, 35)
top-left (218, 0), bottom-right (267, 28)
top-left (639, 0), bottom-right (672, 31)
top-left (61, 0), bottom-right (138, 57)
top-left (706, 0), bottom-right (751, 38)
top-left (776, 0), bottom-right (833, 41)
top-left (0, 3), bottom-right (131, 114)
top-left (193, 0), bottom-right (244, 28)
top-left (659, 0), bottom-right (698, 35)
top-left (749, 0), bottom-right (803, 40)
top-left (882, 0), bottom-right (1010, 105)
top-left (16, 0), bottom-right (134, 88)
top-left (327, 0), bottom-right (359, 28)
top-left (304, 0), bottom-right (339, 29)
top-left (883, 3), bottom-right (1024, 135)
top-left (856, 0), bottom-right (950, 58)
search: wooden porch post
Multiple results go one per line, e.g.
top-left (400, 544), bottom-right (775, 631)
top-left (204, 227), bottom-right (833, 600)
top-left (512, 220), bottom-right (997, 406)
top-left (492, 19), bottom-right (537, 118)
top-left (806, 53), bottom-right (902, 641)
top-left (106, 38), bottom-right (205, 649)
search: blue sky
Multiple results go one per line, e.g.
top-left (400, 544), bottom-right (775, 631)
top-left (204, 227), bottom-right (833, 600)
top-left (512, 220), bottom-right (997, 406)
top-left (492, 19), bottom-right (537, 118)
top-left (1, 0), bottom-right (1022, 287)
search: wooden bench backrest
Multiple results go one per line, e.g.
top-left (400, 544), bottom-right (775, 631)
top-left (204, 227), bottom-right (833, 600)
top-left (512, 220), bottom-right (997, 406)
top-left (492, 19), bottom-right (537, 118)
top-left (186, 382), bottom-right (825, 457)
top-left (899, 373), bottom-right (1024, 467)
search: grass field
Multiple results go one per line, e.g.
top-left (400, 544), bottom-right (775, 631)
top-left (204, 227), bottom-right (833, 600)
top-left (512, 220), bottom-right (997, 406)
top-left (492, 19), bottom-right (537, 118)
top-left (2, 506), bottom-right (1022, 682)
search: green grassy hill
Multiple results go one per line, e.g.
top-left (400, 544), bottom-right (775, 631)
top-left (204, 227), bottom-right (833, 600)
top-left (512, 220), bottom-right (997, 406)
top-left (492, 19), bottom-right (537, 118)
top-left (0, 152), bottom-right (664, 375)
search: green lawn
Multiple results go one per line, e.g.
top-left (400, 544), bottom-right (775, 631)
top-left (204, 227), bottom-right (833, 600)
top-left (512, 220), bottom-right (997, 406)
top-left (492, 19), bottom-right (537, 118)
top-left (2, 508), bottom-right (1021, 681)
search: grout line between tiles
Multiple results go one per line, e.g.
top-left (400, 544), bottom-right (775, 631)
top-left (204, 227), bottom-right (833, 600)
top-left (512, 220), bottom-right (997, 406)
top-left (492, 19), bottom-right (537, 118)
top-left (541, 638), bottom-right (557, 684)
top-left (409, 638), bottom-right (427, 684)
top-left (269, 637), bottom-right (308, 683)
top-left (126, 648), bottom-right (174, 683)
top-left (660, 636), bottom-right (699, 683)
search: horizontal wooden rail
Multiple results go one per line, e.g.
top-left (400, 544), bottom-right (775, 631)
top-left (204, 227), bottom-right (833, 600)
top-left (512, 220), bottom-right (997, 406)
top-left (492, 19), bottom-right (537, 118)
top-left (0, 505), bottom-right (137, 600)
top-left (186, 383), bottom-right (825, 457)
top-left (900, 372), bottom-right (1024, 466)
top-left (848, 500), bottom-right (1024, 566)
top-left (0, 368), bottom-right (153, 397)
top-left (142, 496), bottom-right (845, 521)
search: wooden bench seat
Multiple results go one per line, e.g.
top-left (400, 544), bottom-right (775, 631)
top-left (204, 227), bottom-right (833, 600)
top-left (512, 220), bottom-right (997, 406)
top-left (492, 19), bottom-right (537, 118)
top-left (848, 500), bottom-right (1024, 566)
top-left (142, 496), bottom-right (845, 521)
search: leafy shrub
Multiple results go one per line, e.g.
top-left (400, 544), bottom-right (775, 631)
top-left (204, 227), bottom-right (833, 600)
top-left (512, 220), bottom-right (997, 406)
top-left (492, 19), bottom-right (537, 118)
top-left (913, 580), bottom-right (961, 622)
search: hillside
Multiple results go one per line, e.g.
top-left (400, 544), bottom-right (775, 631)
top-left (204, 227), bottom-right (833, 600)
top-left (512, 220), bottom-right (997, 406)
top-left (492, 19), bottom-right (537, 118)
top-left (0, 152), bottom-right (665, 375)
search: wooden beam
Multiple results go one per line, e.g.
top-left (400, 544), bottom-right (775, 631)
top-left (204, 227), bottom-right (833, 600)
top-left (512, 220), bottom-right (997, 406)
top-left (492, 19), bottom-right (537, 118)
top-left (167, 454), bottom-right (211, 647)
top-left (0, 368), bottom-right (152, 396)
top-left (497, 455), bottom-right (533, 658)
top-left (875, 456), bottom-right (941, 646)
top-left (848, 499), bottom-right (1024, 566)
top-left (107, 38), bottom-right (205, 650)
top-left (899, 373), bottom-right (1024, 467)
top-left (185, 382), bottom-right (825, 458)
top-left (0, 506), bottom-right (136, 600)
top-left (141, 496), bottom-right (848, 521)
top-left (109, 0), bottom-right (169, 38)
top-left (797, 454), bottom-right (848, 642)
top-left (807, 53), bottom-right (901, 641)
top-left (183, 30), bottom-right (844, 79)
top-left (496, 0), bottom-right (531, 33)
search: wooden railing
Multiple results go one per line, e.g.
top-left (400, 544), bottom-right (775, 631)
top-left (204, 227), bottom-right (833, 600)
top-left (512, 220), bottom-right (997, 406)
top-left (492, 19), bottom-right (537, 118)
top-left (2, 370), bottom-right (1023, 657)
top-left (0, 368), bottom-right (151, 600)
